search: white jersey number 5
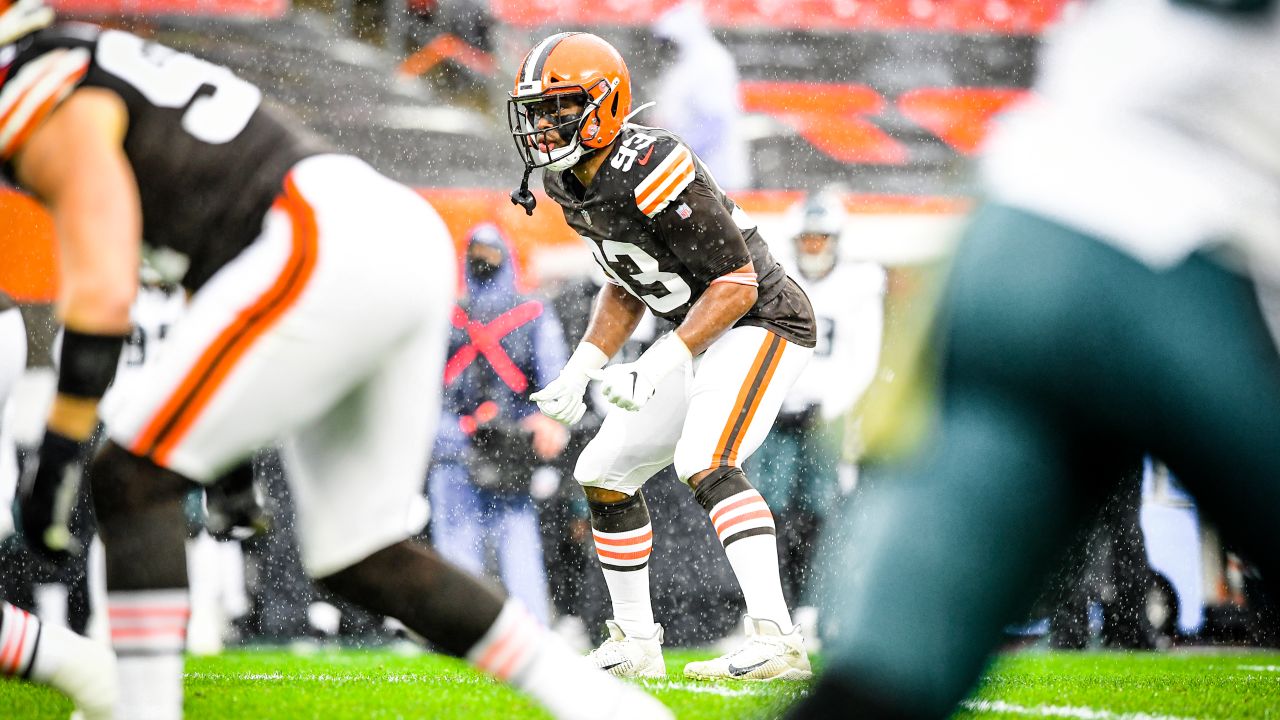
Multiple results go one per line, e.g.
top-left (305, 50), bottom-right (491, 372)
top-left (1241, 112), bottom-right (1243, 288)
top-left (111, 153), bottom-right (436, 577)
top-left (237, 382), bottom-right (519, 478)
top-left (97, 30), bottom-right (261, 144)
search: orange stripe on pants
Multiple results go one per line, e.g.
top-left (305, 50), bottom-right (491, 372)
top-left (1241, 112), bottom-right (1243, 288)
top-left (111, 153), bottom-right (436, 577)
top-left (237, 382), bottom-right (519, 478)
top-left (131, 175), bottom-right (320, 466)
top-left (711, 333), bottom-right (784, 468)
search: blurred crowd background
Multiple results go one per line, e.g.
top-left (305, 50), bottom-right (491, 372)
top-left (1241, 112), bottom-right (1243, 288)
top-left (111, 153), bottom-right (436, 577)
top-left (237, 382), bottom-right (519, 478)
top-left (2, 0), bottom-right (1277, 659)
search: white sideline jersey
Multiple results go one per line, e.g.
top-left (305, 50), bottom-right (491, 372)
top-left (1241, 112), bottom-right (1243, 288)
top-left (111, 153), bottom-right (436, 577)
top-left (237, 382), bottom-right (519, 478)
top-left (0, 305), bottom-right (27, 540)
top-left (99, 284), bottom-right (187, 421)
top-left (783, 262), bottom-right (886, 421)
top-left (984, 0), bottom-right (1280, 282)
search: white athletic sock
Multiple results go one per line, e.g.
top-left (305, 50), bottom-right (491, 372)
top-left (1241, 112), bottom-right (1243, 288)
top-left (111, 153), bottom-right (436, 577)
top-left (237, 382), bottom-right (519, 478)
top-left (724, 534), bottom-right (792, 629)
top-left (467, 599), bottom-right (640, 720)
top-left (110, 589), bottom-right (189, 720)
top-left (708, 489), bottom-right (793, 629)
top-left (593, 524), bottom-right (657, 638)
top-left (3, 601), bottom-right (117, 719)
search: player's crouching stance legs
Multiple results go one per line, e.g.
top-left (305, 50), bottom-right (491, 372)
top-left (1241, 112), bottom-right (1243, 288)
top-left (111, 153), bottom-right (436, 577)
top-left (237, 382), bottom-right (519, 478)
top-left (681, 468), bottom-right (811, 682)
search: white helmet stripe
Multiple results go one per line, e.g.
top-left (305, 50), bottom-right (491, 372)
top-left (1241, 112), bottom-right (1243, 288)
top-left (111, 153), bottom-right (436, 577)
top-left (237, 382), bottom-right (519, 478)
top-left (522, 32), bottom-right (569, 86)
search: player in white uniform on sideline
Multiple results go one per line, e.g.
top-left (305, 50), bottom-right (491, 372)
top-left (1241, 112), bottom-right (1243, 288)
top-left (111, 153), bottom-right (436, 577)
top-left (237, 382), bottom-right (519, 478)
top-left (0, 4), bottom-right (671, 718)
top-left (782, 191), bottom-right (885, 444)
top-left (0, 291), bottom-right (117, 720)
top-left (746, 190), bottom-right (885, 633)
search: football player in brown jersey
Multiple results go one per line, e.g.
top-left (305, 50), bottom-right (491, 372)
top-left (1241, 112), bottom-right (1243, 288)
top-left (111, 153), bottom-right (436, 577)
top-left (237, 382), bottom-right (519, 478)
top-left (513, 32), bottom-right (818, 681)
top-left (1, 4), bottom-right (670, 718)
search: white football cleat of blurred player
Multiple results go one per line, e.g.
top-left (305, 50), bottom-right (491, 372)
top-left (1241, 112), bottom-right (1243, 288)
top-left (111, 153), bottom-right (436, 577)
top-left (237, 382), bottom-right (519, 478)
top-left (600, 680), bottom-right (675, 720)
top-left (683, 616), bottom-right (812, 681)
top-left (587, 620), bottom-right (667, 679)
top-left (45, 623), bottom-right (118, 720)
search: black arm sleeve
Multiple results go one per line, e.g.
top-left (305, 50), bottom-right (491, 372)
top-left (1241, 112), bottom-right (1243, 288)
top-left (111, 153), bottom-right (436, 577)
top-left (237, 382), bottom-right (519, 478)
top-left (653, 175), bottom-right (752, 282)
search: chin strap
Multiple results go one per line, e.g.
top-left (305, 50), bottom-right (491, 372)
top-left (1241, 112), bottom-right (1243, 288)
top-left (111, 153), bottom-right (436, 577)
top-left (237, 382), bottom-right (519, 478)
top-left (510, 165), bottom-right (536, 216)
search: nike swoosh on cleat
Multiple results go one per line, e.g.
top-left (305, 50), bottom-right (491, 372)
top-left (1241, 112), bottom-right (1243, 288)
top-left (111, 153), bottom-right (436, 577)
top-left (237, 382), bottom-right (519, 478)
top-left (601, 661), bottom-right (627, 672)
top-left (727, 659), bottom-right (771, 677)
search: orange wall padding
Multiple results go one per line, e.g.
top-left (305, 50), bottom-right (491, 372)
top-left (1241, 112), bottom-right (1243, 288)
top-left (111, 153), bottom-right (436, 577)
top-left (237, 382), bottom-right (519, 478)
top-left (0, 190), bottom-right (58, 303)
top-left (1, 187), bottom-right (966, 303)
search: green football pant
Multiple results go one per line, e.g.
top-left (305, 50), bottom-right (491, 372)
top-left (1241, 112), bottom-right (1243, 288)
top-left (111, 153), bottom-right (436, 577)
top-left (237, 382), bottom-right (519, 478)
top-left (792, 205), bottom-right (1280, 719)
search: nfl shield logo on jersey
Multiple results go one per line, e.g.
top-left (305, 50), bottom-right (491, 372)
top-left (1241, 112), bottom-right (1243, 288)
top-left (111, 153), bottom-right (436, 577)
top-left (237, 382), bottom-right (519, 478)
top-left (580, 209), bottom-right (593, 226)
top-left (676, 203), bottom-right (692, 220)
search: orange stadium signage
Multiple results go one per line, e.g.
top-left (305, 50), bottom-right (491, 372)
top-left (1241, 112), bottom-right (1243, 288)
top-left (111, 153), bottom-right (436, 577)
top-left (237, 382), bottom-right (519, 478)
top-left (49, 0), bottom-right (286, 17)
top-left (739, 82), bottom-right (1031, 163)
top-left (490, 0), bottom-right (1069, 33)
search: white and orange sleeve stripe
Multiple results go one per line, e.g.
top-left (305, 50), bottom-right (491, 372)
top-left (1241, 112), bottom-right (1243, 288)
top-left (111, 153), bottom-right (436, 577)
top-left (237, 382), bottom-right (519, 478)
top-left (0, 48), bottom-right (91, 161)
top-left (634, 144), bottom-right (695, 219)
top-left (592, 525), bottom-right (653, 571)
top-left (0, 603), bottom-right (39, 677)
top-left (708, 489), bottom-right (775, 546)
top-left (711, 270), bottom-right (759, 288)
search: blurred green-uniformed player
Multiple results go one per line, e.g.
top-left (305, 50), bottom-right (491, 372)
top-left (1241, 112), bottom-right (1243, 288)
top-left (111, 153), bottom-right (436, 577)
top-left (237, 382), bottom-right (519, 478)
top-left (790, 0), bottom-right (1280, 717)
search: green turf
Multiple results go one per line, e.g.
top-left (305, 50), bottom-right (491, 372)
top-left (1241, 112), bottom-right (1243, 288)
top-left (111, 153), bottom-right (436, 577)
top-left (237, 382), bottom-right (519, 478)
top-left (960, 651), bottom-right (1280, 720)
top-left (3, 649), bottom-right (1280, 719)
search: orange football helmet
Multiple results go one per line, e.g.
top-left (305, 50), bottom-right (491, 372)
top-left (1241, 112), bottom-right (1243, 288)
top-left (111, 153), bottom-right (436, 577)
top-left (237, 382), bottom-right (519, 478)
top-left (507, 32), bottom-right (632, 174)
top-left (0, 0), bottom-right (53, 45)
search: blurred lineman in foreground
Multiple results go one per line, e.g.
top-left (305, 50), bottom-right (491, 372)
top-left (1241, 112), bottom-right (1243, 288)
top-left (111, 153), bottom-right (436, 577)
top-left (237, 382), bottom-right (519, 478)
top-left (512, 32), bottom-right (817, 681)
top-left (746, 190), bottom-right (885, 615)
top-left (0, 291), bottom-right (117, 719)
top-left (791, 1), bottom-right (1280, 717)
top-left (0, 3), bottom-right (670, 718)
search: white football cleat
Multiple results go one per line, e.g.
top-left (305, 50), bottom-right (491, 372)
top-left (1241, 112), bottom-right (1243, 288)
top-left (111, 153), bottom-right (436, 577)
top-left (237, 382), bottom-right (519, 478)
top-left (587, 620), bottom-right (666, 679)
top-left (683, 616), bottom-right (812, 682)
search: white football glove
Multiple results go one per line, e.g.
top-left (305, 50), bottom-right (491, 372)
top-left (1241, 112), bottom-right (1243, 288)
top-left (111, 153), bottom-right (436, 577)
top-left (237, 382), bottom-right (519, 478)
top-left (530, 343), bottom-right (609, 426)
top-left (585, 364), bottom-right (655, 412)
top-left (587, 333), bottom-right (691, 413)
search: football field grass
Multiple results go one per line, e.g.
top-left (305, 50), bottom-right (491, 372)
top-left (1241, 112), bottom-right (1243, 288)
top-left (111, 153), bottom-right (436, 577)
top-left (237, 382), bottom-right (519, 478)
top-left (4, 647), bottom-right (1280, 719)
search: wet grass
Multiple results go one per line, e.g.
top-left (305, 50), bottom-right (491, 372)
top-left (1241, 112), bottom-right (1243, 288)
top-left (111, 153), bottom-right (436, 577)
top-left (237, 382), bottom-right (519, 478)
top-left (3, 648), bottom-right (1280, 718)
top-left (960, 651), bottom-right (1280, 720)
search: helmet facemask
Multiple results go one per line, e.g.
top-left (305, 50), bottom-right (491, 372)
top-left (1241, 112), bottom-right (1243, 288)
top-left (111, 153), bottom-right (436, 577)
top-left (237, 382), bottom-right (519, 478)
top-left (508, 83), bottom-right (606, 173)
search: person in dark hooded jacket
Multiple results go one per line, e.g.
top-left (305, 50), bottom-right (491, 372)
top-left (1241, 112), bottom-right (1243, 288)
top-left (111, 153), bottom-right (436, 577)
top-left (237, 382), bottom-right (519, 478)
top-left (427, 223), bottom-right (570, 624)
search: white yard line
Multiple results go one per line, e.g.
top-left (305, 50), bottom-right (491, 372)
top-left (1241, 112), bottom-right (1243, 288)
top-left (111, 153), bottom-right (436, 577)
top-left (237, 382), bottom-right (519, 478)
top-left (185, 672), bottom-right (439, 684)
top-left (640, 679), bottom-right (762, 697)
top-left (962, 699), bottom-right (1201, 720)
top-left (189, 671), bottom-right (808, 697)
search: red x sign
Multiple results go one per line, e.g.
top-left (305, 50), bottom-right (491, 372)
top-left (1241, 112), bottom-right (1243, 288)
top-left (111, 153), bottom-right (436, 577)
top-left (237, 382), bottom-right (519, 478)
top-left (443, 300), bottom-right (544, 393)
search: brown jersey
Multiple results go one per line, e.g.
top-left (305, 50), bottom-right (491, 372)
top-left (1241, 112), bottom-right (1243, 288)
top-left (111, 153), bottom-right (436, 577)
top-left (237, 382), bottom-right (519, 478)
top-left (0, 24), bottom-right (328, 292)
top-left (543, 125), bottom-right (816, 348)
